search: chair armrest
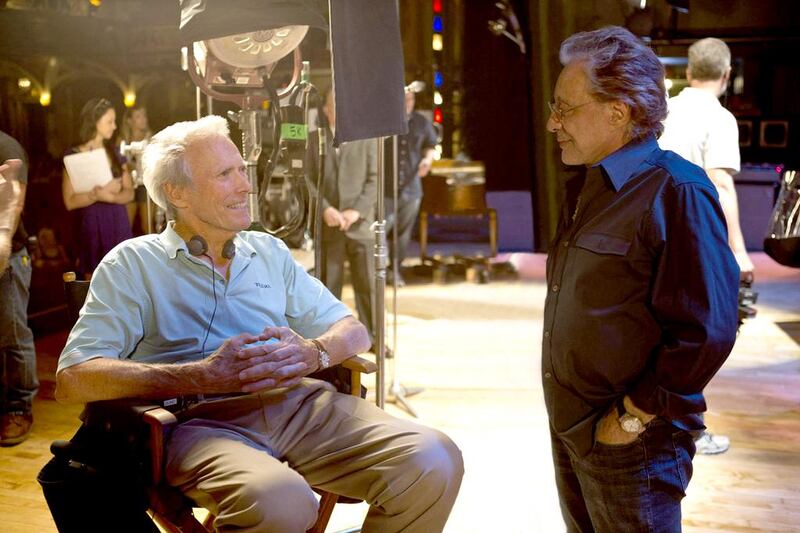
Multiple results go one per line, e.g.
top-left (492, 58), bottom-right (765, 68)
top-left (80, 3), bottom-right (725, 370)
top-left (342, 354), bottom-right (377, 374)
top-left (84, 399), bottom-right (178, 486)
top-left (142, 407), bottom-right (178, 486)
top-left (341, 355), bottom-right (377, 398)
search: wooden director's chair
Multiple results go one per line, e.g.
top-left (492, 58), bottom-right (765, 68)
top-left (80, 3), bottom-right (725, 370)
top-left (41, 272), bottom-right (376, 533)
top-left (418, 172), bottom-right (498, 284)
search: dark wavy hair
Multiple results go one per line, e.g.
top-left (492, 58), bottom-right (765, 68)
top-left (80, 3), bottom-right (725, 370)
top-left (78, 97), bottom-right (122, 175)
top-left (559, 26), bottom-right (667, 140)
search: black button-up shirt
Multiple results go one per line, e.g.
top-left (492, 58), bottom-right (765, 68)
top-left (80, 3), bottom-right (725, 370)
top-left (387, 111), bottom-right (438, 200)
top-left (543, 136), bottom-right (739, 457)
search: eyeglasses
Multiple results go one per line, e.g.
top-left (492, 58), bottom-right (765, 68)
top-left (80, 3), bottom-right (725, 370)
top-left (547, 99), bottom-right (594, 122)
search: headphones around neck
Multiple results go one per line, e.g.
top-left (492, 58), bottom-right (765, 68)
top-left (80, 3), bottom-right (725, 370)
top-left (186, 234), bottom-right (234, 357)
top-left (186, 235), bottom-right (236, 260)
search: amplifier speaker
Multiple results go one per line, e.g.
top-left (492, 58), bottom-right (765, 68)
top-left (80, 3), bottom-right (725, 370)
top-left (735, 165), bottom-right (781, 251)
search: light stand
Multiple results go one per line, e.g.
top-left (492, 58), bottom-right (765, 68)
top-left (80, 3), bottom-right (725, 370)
top-left (228, 106), bottom-right (264, 227)
top-left (374, 138), bottom-right (388, 409)
top-left (384, 133), bottom-right (424, 417)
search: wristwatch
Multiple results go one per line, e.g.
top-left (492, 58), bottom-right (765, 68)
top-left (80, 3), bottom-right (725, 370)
top-left (311, 339), bottom-right (331, 371)
top-left (616, 398), bottom-right (645, 434)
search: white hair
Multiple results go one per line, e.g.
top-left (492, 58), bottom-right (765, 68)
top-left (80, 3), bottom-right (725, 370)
top-left (142, 115), bottom-right (230, 218)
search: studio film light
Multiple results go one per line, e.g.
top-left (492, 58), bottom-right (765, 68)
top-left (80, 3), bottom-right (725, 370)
top-left (189, 26), bottom-right (307, 96)
top-left (180, 1), bottom-right (327, 236)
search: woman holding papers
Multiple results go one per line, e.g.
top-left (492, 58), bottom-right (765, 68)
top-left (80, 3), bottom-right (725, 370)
top-left (62, 98), bottom-right (133, 278)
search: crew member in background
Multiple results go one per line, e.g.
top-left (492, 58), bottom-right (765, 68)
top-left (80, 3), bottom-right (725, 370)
top-left (307, 88), bottom-right (379, 352)
top-left (121, 104), bottom-right (153, 235)
top-left (660, 37), bottom-right (751, 455)
top-left (0, 133), bottom-right (38, 446)
top-left (385, 89), bottom-right (438, 287)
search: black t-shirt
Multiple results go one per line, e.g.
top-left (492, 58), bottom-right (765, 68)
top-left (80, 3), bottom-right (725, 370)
top-left (0, 131), bottom-right (29, 252)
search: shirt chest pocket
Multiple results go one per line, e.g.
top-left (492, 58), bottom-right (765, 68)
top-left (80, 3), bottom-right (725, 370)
top-left (574, 232), bottom-right (631, 256)
top-left (573, 231), bottom-right (636, 287)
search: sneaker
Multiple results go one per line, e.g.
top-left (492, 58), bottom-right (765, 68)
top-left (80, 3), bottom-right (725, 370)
top-left (0, 413), bottom-right (33, 447)
top-left (694, 431), bottom-right (730, 455)
top-left (387, 268), bottom-right (407, 287)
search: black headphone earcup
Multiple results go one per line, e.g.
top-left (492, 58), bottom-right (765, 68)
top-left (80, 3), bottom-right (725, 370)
top-left (222, 239), bottom-right (236, 260)
top-left (187, 235), bottom-right (208, 256)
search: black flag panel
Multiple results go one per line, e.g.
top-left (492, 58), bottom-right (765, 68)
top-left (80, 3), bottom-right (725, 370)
top-left (178, 0), bottom-right (327, 43)
top-left (178, 0), bottom-right (406, 143)
top-left (329, 0), bottom-right (407, 143)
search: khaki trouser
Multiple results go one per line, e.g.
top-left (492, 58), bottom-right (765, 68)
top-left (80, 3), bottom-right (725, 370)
top-left (165, 379), bottom-right (464, 533)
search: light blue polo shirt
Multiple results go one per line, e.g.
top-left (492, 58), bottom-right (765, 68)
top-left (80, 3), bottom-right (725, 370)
top-left (58, 222), bottom-right (351, 372)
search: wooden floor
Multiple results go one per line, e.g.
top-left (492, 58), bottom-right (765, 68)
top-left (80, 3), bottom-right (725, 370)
top-left (1, 252), bottom-right (798, 532)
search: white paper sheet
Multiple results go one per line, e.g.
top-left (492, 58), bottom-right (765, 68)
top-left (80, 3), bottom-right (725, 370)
top-left (63, 148), bottom-right (113, 193)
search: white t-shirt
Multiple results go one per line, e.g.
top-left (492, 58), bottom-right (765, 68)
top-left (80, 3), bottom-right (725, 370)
top-left (659, 87), bottom-right (740, 174)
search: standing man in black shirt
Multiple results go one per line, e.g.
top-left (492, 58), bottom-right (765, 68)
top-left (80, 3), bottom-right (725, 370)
top-left (543, 27), bottom-right (739, 531)
top-left (0, 132), bottom-right (38, 446)
top-left (386, 90), bottom-right (438, 286)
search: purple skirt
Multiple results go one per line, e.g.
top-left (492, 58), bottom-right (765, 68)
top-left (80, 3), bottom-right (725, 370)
top-left (77, 201), bottom-right (133, 276)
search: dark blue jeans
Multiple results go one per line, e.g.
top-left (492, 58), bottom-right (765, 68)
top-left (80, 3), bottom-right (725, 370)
top-left (1, 248), bottom-right (38, 415)
top-left (551, 419), bottom-right (695, 532)
top-left (385, 196), bottom-right (422, 267)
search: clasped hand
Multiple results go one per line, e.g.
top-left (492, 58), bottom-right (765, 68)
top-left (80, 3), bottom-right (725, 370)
top-left (203, 326), bottom-right (318, 394)
top-left (92, 179), bottom-right (122, 202)
top-left (323, 206), bottom-right (360, 231)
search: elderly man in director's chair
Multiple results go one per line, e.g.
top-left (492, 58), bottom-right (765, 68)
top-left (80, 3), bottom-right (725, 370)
top-left (44, 115), bottom-right (463, 533)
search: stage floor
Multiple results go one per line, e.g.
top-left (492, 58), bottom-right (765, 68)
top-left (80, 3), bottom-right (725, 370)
top-left (2, 252), bottom-right (799, 532)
